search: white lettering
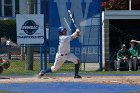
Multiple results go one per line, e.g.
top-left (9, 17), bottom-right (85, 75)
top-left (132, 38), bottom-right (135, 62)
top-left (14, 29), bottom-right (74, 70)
top-left (21, 26), bottom-right (39, 30)
top-left (75, 47), bottom-right (80, 55)
top-left (49, 47), bottom-right (98, 55)
top-left (81, 47), bottom-right (87, 54)
top-left (70, 47), bottom-right (74, 53)
top-left (50, 47), bottom-right (56, 55)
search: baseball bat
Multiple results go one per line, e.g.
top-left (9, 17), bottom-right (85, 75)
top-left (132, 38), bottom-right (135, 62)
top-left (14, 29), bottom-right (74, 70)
top-left (67, 10), bottom-right (77, 28)
top-left (64, 17), bottom-right (71, 31)
top-left (67, 10), bottom-right (80, 36)
top-left (64, 17), bottom-right (72, 35)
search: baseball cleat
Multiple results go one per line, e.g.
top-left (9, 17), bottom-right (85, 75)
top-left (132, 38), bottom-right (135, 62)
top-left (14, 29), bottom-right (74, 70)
top-left (38, 70), bottom-right (45, 78)
top-left (74, 75), bottom-right (82, 78)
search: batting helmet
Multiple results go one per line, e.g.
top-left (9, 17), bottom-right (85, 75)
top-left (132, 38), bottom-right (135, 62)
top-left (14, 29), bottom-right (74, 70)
top-left (121, 44), bottom-right (126, 48)
top-left (57, 26), bottom-right (66, 33)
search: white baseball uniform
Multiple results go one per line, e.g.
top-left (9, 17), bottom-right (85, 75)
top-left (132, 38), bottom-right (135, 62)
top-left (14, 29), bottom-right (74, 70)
top-left (38, 28), bottom-right (81, 78)
top-left (51, 35), bottom-right (78, 72)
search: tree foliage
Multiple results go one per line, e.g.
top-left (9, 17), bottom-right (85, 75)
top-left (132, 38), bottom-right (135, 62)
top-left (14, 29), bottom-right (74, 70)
top-left (0, 20), bottom-right (16, 43)
top-left (131, 0), bottom-right (140, 10)
top-left (102, 0), bottom-right (140, 10)
top-left (102, 0), bottom-right (128, 10)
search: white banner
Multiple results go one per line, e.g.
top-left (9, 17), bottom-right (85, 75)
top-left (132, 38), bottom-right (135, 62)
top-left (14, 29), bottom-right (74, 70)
top-left (16, 14), bottom-right (44, 44)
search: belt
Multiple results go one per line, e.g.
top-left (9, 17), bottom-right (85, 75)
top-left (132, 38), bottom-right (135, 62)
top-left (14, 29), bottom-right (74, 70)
top-left (60, 53), bottom-right (68, 56)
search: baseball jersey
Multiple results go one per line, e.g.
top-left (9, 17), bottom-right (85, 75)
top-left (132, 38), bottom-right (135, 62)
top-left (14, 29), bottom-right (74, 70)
top-left (128, 47), bottom-right (138, 57)
top-left (58, 35), bottom-right (72, 54)
top-left (136, 44), bottom-right (140, 56)
top-left (117, 49), bottom-right (131, 59)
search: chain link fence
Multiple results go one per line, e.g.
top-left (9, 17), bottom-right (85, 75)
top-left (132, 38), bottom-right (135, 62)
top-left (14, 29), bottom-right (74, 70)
top-left (0, 0), bottom-right (42, 75)
top-left (48, 0), bottom-right (102, 72)
top-left (0, 0), bottom-right (102, 76)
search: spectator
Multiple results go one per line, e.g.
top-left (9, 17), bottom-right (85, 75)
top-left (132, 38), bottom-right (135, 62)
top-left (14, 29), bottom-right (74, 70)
top-left (116, 44), bottom-right (132, 71)
top-left (129, 40), bottom-right (140, 70)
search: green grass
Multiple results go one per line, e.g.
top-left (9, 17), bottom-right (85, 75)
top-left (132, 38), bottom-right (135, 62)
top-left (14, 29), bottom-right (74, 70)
top-left (2, 60), bottom-right (76, 75)
top-left (0, 91), bottom-right (20, 93)
top-left (1, 60), bottom-right (140, 75)
top-left (2, 60), bottom-right (40, 75)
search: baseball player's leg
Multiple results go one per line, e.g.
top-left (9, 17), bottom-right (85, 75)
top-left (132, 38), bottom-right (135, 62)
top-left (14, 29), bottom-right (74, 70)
top-left (132, 57), bottom-right (137, 71)
top-left (137, 57), bottom-right (140, 70)
top-left (38, 53), bottom-right (65, 78)
top-left (117, 59), bottom-right (121, 71)
top-left (51, 56), bottom-right (65, 72)
top-left (74, 59), bottom-right (81, 78)
top-left (67, 53), bottom-right (82, 78)
top-left (127, 59), bottom-right (132, 71)
top-left (38, 68), bottom-right (52, 78)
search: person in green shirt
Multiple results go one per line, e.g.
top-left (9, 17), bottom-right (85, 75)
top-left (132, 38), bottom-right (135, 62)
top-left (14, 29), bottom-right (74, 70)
top-left (129, 40), bottom-right (140, 70)
top-left (129, 40), bottom-right (138, 71)
top-left (117, 44), bottom-right (132, 71)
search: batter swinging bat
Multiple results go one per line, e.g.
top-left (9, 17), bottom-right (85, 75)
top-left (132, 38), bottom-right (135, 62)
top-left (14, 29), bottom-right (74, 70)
top-left (67, 10), bottom-right (77, 28)
top-left (64, 17), bottom-right (71, 31)
top-left (64, 17), bottom-right (72, 35)
top-left (67, 10), bottom-right (80, 36)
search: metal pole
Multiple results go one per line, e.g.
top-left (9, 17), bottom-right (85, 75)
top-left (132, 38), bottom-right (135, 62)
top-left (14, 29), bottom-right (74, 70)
top-left (25, 0), bottom-right (34, 70)
top-left (43, 0), bottom-right (47, 71)
top-left (99, 0), bottom-right (103, 71)
top-left (129, 0), bottom-right (131, 11)
top-left (2, 0), bottom-right (4, 16)
top-left (40, 0), bottom-right (43, 71)
top-left (25, 45), bottom-right (33, 70)
top-left (40, 45), bottom-right (43, 70)
top-left (21, 45), bottom-right (25, 60)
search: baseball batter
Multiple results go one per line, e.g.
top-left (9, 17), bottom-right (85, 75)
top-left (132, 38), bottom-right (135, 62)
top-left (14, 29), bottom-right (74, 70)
top-left (38, 26), bottom-right (81, 78)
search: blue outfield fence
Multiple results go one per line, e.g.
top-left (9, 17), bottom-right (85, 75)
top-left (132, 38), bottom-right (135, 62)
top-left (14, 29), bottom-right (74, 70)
top-left (48, 0), bottom-right (102, 70)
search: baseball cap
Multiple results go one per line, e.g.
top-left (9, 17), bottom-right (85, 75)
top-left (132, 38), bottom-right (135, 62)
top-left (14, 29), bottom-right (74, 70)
top-left (130, 40), bottom-right (136, 43)
top-left (57, 26), bottom-right (66, 33)
top-left (121, 44), bottom-right (126, 48)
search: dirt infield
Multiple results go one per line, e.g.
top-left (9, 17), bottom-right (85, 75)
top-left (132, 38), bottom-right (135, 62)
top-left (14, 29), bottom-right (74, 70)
top-left (0, 75), bottom-right (140, 85)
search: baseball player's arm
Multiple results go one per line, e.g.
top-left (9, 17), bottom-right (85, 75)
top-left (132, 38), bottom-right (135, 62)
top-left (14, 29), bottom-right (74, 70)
top-left (117, 50), bottom-right (122, 59)
top-left (136, 41), bottom-right (140, 43)
top-left (130, 40), bottom-right (140, 43)
top-left (71, 28), bottom-right (80, 39)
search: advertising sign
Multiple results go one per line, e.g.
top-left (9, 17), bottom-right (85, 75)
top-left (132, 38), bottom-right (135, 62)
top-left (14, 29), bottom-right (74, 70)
top-left (16, 14), bottom-right (44, 44)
